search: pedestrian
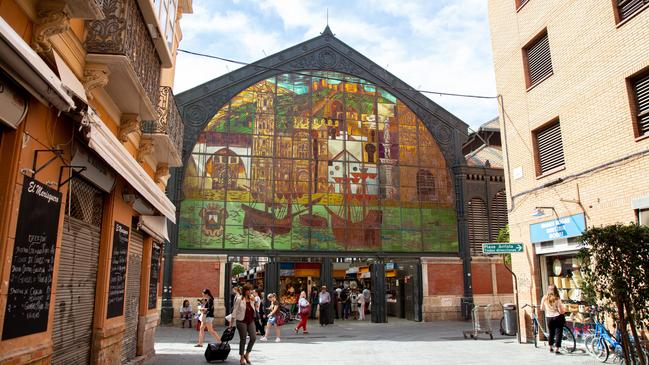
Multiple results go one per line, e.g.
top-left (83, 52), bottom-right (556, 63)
top-left (294, 291), bottom-right (310, 334)
top-left (540, 285), bottom-right (566, 354)
top-left (309, 286), bottom-right (319, 319)
top-left (230, 284), bottom-right (256, 365)
top-left (357, 290), bottom-right (366, 321)
top-left (350, 289), bottom-right (359, 320)
top-left (335, 286), bottom-right (342, 319)
top-left (195, 299), bottom-right (205, 331)
top-left (253, 289), bottom-right (265, 336)
top-left (340, 287), bottom-right (350, 320)
top-left (318, 286), bottom-right (331, 326)
top-left (260, 293), bottom-right (282, 342)
top-left (180, 299), bottom-right (193, 328)
top-left (362, 287), bottom-right (371, 314)
top-left (195, 289), bottom-right (221, 347)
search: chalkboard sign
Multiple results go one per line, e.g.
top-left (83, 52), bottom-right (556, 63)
top-left (148, 243), bottom-right (161, 309)
top-left (107, 222), bottom-right (129, 318)
top-left (2, 176), bottom-right (61, 340)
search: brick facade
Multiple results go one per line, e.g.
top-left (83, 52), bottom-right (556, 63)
top-left (488, 0), bottom-right (649, 342)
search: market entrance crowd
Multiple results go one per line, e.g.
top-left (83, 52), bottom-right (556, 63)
top-left (177, 284), bottom-right (372, 364)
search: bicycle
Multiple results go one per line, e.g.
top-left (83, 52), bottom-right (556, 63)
top-left (584, 311), bottom-right (648, 364)
top-left (522, 304), bottom-right (576, 353)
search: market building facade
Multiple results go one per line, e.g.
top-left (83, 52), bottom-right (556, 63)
top-left (0, 0), bottom-right (191, 364)
top-left (488, 0), bottom-right (649, 341)
top-left (163, 27), bottom-right (513, 326)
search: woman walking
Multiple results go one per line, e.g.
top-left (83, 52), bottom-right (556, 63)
top-left (294, 291), bottom-right (310, 334)
top-left (357, 290), bottom-right (366, 321)
top-left (253, 289), bottom-right (265, 336)
top-left (231, 284), bottom-right (257, 365)
top-left (260, 293), bottom-right (282, 342)
top-left (196, 289), bottom-right (220, 347)
top-left (540, 285), bottom-right (566, 354)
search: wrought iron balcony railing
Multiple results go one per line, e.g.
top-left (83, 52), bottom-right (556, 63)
top-left (141, 86), bottom-right (184, 166)
top-left (85, 0), bottom-right (161, 113)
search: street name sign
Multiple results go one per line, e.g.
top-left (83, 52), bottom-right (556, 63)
top-left (482, 243), bottom-right (524, 254)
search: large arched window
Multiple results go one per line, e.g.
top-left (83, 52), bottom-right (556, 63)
top-left (179, 71), bottom-right (457, 253)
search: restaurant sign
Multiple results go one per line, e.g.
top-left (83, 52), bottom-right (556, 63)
top-left (530, 213), bottom-right (586, 243)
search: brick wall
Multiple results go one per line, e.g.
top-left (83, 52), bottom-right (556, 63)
top-left (488, 0), bottom-right (649, 341)
top-left (172, 257), bottom-right (221, 298)
top-left (471, 263), bottom-right (494, 295)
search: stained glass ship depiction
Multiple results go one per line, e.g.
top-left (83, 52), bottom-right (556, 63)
top-left (179, 71), bottom-right (458, 252)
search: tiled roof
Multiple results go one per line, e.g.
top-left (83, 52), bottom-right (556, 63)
top-left (465, 145), bottom-right (503, 168)
top-left (479, 117), bottom-right (500, 132)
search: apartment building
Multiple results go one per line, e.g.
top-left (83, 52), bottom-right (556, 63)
top-left (488, 0), bottom-right (649, 341)
top-left (0, 0), bottom-right (191, 363)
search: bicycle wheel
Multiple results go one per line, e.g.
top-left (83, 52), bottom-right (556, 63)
top-left (561, 326), bottom-right (576, 353)
top-left (583, 335), bottom-right (594, 355)
top-left (591, 337), bottom-right (609, 362)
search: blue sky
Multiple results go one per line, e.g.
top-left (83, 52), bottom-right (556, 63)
top-left (174, 0), bottom-right (498, 131)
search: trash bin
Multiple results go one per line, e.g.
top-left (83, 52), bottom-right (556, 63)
top-left (501, 303), bottom-right (517, 336)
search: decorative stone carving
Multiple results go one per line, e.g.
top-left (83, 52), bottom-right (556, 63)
top-left (32, 3), bottom-right (71, 53)
top-left (83, 63), bottom-right (110, 98)
top-left (119, 114), bottom-right (141, 143)
top-left (138, 138), bottom-right (155, 163)
top-left (155, 164), bottom-right (171, 186)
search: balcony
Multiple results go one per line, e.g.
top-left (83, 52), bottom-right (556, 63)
top-left (85, 0), bottom-right (161, 120)
top-left (141, 86), bottom-right (184, 167)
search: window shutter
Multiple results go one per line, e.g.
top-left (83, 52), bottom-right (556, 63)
top-left (526, 33), bottom-right (553, 86)
top-left (468, 198), bottom-right (489, 255)
top-left (536, 121), bottom-right (564, 174)
top-left (490, 190), bottom-right (508, 242)
top-left (633, 72), bottom-right (649, 136)
top-left (618, 0), bottom-right (649, 21)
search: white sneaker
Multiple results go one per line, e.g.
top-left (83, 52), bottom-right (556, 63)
top-left (275, 337), bottom-right (281, 342)
top-left (260, 337), bottom-right (267, 342)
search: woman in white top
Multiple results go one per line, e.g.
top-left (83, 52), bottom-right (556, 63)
top-left (356, 290), bottom-right (366, 321)
top-left (540, 285), bottom-right (566, 354)
top-left (294, 291), bottom-right (310, 334)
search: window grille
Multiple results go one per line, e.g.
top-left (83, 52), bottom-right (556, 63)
top-left (618, 0), bottom-right (649, 21)
top-left (631, 71), bottom-right (649, 136)
top-left (524, 32), bottom-right (553, 87)
top-left (535, 121), bottom-right (565, 175)
top-left (65, 178), bottom-right (104, 226)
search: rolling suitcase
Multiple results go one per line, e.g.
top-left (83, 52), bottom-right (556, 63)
top-left (204, 327), bottom-right (235, 363)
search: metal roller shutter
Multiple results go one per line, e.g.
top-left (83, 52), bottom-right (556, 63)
top-left (52, 177), bottom-right (103, 365)
top-left (121, 229), bottom-right (143, 363)
top-left (468, 197), bottom-right (489, 256)
top-left (618, 0), bottom-right (649, 21)
top-left (525, 32), bottom-right (553, 86)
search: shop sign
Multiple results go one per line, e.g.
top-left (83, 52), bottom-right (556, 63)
top-left (107, 222), bottom-right (129, 318)
top-left (385, 262), bottom-right (396, 270)
top-left (2, 176), bottom-right (61, 340)
top-left (70, 144), bottom-right (116, 193)
top-left (530, 213), bottom-right (586, 243)
top-left (279, 269), bottom-right (294, 277)
top-left (148, 243), bottom-right (161, 309)
top-left (482, 243), bottom-right (524, 254)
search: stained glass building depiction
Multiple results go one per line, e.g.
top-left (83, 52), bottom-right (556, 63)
top-left (178, 71), bottom-right (458, 253)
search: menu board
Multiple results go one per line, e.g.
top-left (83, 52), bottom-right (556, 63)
top-left (107, 222), bottom-right (129, 318)
top-left (2, 176), bottom-right (61, 339)
top-left (148, 243), bottom-right (161, 309)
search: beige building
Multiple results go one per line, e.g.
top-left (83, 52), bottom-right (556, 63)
top-left (0, 0), bottom-right (191, 364)
top-left (488, 0), bottom-right (649, 341)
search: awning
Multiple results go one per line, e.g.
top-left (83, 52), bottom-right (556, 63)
top-left (86, 108), bottom-right (176, 223)
top-left (0, 18), bottom-right (75, 112)
top-left (52, 50), bottom-right (87, 104)
top-left (139, 215), bottom-right (169, 243)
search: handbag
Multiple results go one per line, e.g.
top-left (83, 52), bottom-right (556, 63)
top-left (299, 305), bottom-right (311, 316)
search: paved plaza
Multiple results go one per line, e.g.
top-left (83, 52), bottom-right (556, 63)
top-left (144, 319), bottom-right (599, 365)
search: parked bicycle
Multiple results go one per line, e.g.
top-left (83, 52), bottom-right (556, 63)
top-left (584, 309), bottom-right (648, 364)
top-left (522, 304), bottom-right (576, 353)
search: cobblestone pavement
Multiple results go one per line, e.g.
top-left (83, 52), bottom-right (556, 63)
top-left (144, 318), bottom-right (599, 365)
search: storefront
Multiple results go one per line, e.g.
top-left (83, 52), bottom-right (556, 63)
top-left (531, 213), bottom-right (588, 330)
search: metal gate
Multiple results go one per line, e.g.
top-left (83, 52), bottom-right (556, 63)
top-left (121, 229), bottom-right (144, 363)
top-left (52, 179), bottom-right (103, 365)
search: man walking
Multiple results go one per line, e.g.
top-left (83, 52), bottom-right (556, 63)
top-left (318, 286), bottom-right (331, 326)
